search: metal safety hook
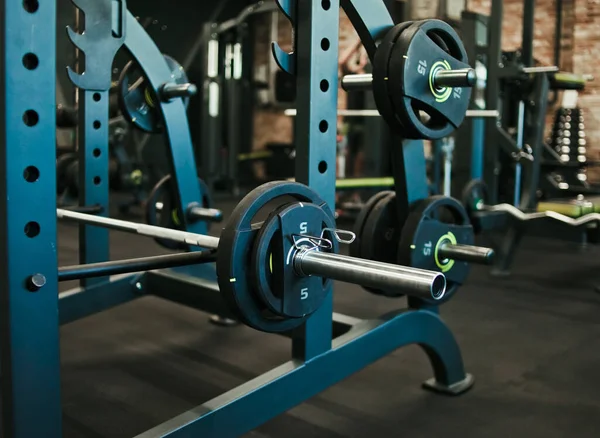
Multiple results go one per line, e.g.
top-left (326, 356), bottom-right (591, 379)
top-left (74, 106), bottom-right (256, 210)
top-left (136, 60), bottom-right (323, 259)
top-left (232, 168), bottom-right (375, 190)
top-left (292, 234), bottom-right (333, 251)
top-left (322, 228), bottom-right (356, 245)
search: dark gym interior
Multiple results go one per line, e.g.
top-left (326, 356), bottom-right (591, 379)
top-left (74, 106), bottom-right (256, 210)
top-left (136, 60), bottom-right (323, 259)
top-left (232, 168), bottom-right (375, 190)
top-left (4, 0), bottom-right (600, 437)
top-left (58, 217), bottom-right (600, 438)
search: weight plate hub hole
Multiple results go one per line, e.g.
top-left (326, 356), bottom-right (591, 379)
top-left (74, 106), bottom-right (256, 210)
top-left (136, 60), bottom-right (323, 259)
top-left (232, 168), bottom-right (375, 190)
top-left (398, 196), bottom-right (475, 303)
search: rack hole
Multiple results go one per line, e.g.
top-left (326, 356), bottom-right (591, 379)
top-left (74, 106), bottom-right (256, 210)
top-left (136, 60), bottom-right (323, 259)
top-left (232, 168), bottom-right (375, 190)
top-left (93, 93), bottom-right (101, 102)
top-left (23, 166), bottom-right (40, 182)
top-left (93, 148), bottom-right (101, 157)
top-left (321, 38), bottom-right (330, 51)
top-left (22, 53), bottom-right (39, 70)
top-left (23, 110), bottom-right (39, 127)
top-left (93, 176), bottom-right (102, 185)
top-left (318, 161), bottom-right (328, 174)
top-left (319, 120), bottom-right (328, 133)
top-left (321, 0), bottom-right (331, 10)
top-left (320, 80), bottom-right (329, 92)
top-left (24, 222), bottom-right (40, 238)
top-left (23, 0), bottom-right (39, 13)
top-left (93, 120), bottom-right (101, 129)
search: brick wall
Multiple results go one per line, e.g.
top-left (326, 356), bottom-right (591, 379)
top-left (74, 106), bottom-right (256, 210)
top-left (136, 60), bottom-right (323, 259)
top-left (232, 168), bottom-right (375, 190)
top-left (253, 1), bottom-right (600, 173)
top-left (253, 11), bottom-right (359, 157)
top-left (468, 0), bottom-right (600, 168)
top-left (466, 0), bottom-right (558, 65)
top-left (574, 0), bottom-right (600, 163)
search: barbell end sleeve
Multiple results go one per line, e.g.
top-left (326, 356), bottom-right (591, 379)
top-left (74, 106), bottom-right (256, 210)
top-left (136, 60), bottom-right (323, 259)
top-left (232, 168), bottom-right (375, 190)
top-left (340, 73), bottom-right (373, 92)
top-left (433, 68), bottom-right (477, 89)
top-left (155, 202), bottom-right (224, 224)
top-left (160, 82), bottom-right (198, 101)
top-left (294, 250), bottom-right (447, 301)
top-left (187, 204), bottom-right (224, 223)
top-left (438, 243), bottom-right (495, 266)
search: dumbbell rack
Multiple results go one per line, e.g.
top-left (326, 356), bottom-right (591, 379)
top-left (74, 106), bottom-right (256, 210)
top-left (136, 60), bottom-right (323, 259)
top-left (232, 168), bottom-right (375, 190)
top-left (542, 107), bottom-right (593, 197)
top-left (0, 1), bottom-right (473, 437)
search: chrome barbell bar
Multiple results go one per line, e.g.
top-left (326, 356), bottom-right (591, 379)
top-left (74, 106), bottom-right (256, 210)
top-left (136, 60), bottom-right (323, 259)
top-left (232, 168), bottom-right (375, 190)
top-left (57, 208), bottom-right (447, 301)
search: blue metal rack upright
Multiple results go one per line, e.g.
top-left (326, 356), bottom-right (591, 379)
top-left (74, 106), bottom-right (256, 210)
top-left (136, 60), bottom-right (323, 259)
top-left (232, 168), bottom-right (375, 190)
top-left (291, 0), bottom-right (341, 361)
top-left (0, 1), bottom-right (62, 437)
top-left (0, 1), bottom-right (473, 436)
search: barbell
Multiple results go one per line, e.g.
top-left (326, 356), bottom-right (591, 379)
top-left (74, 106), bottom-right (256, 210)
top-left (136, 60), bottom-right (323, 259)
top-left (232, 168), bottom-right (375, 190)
top-left (58, 181), bottom-right (451, 332)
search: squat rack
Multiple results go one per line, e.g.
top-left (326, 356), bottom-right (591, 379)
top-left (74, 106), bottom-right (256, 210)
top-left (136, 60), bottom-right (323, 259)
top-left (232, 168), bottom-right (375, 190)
top-left (0, 1), bottom-right (473, 436)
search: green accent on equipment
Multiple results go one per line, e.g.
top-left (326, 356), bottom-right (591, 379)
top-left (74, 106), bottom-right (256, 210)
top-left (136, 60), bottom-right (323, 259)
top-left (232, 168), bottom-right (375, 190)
top-left (537, 199), bottom-right (596, 218)
top-left (434, 232), bottom-right (457, 273)
top-left (238, 150), bottom-right (273, 161)
top-left (171, 209), bottom-right (181, 226)
top-left (287, 177), bottom-right (395, 190)
top-left (429, 60), bottom-right (453, 103)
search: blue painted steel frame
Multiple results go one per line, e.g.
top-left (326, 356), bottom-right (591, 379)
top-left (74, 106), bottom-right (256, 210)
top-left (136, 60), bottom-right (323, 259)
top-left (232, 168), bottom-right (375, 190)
top-left (59, 274), bottom-right (143, 325)
top-left (0, 0), bottom-right (62, 436)
top-left (0, 0), bottom-right (470, 435)
top-left (136, 310), bottom-right (468, 437)
top-left (291, 0), bottom-right (341, 361)
top-left (58, 9), bottom-right (216, 325)
top-left (123, 14), bottom-right (209, 243)
top-left (471, 118), bottom-right (485, 180)
top-left (133, 0), bottom-right (471, 436)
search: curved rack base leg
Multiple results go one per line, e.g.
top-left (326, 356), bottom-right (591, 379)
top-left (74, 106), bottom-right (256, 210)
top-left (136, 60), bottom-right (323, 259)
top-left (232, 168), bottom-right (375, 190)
top-left (404, 310), bottom-right (475, 396)
top-left (423, 373), bottom-right (475, 395)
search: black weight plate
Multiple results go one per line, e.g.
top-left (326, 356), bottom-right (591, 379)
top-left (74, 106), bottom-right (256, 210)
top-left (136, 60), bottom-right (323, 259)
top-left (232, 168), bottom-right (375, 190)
top-left (145, 174), bottom-right (212, 250)
top-left (56, 153), bottom-right (78, 194)
top-left (461, 179), bottom-right (488, 214)
top-left (372, 22), bottom-right (414, 135)
top-left (389, 20), bottom-right (471, 140)
top-left (349, 190), bottom-right (394, 258)
top-left (65, 160), bottom-right (80, 196)
top-left (359, 193), bottom-right (405, 298)
top-left (119, 54), bottom-right (189, 134)
top-left (461, 179), bottom-right (488, 233)
top-left (250, 202), bottom-right (294, 317)
top-left (360, 193), bottom-right (399, 261)
top-left (217, 181), bottom-right (334, 333)
top-left (397, 196), bottom-right (474, 304)
top-left (251, 202), bottom-right (336, 319)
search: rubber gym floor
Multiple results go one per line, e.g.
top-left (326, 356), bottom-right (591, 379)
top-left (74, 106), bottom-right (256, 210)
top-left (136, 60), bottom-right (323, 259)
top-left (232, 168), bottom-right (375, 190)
top-left (58, 202), bottom-right (600, 438)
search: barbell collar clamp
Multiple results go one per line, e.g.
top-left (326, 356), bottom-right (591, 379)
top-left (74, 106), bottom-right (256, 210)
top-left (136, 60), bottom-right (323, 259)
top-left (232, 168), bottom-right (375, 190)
top-left (438, 243), bottom-right (495, 266)
top-left (57, 208), bottom-right (446, 300)
top-left (294, 249), bottom-right (447, 301)
top-left (160, 83), bottom-right (198, 102)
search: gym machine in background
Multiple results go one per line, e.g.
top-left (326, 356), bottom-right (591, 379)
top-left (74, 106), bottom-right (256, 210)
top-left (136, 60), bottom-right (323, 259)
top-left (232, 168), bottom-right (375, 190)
top-left (199, 1), bottom-right (282, 194)
top-left (198, 0), bottom-right (428, 199)
top-left (0, 0), bottom-right (495, 437)
top-left (456, 0), bottom-right (597, 275)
